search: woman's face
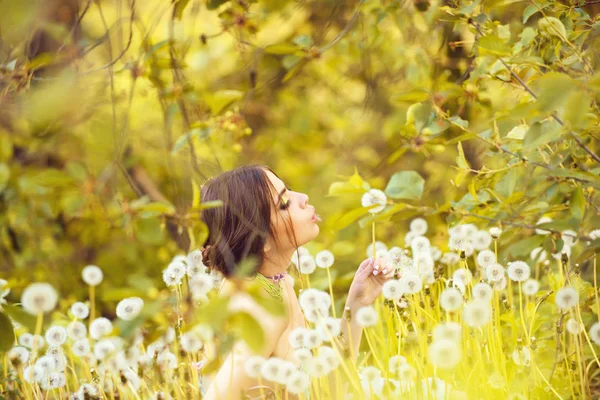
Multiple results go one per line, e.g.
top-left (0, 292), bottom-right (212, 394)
top-left (264, 169), bottom-right (320, 251)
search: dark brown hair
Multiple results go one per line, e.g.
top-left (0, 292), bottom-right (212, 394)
top-left (200, 165), bottom-right (297, 278)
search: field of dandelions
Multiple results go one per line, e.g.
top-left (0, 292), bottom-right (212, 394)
top-left (2, 189), bottom-right (600, 399)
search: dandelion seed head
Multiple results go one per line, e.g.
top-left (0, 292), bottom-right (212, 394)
top-left (535, 216), bottom-right (552, 235)
top-left (23, 365), bottom-right (44, 383)
top-left (45, 326), bottom-right (67, 346)
top-left (472, 230), bottom-right (493, 251)
top-left (522, 279), bottom-right (540, 296)
top-left (166, 261), bottom-right (187, 279)
top-left (116, 297), bottom-right (144, 321)
top-left (260, 357), bottom-right (284, 381)
top-left (72, 339), bottom-right (90, 357)
top-left (356, 305), bottom-right (378, 327)
top-left (189, 273), bottom-right (214, 300)
top-left (315, 250), bottom-right (335, 268)
top-left (485, 263), bottom-right (505, 282)
top-left (94, 339), bottom-right (116, 361)
top-left (428, 339), bottom-right (462, 369)
top-left (360, 366), bottom-right (382, 383)
top-left (382, 280), bottom-right (403, 300)
top-left (288, 327), bottom-right (310, 349)
top-left (157, 350), bottom-right (178, 370)
top-left (452, 268), bottom-right (472, 286)
top-left (411, 236), bottom-right (431, 255)
top-left (89, 317), bottom-right (113, 340)
top-left (19, 333), bottom-right (34, 348)
top-left (565, 318), bottom-right (582, 335)
top-left (82, 265), bottom-right (103, 286)
top-left (489, 227), bottom-right (502, 239)
top-left (410, 218), bottom-right (428, 235)
top-left (561, 230), bottom-right (577, 247)
top-left (507, 261), bottom-right (531, 282)
top-left (361, 189), bottom-right (387, 214)
top-left (440, 287), bottom-right (463, 312)
top-left (491, 276), bottom-right (508, 291)
top-left (433, 322), bottom-right (462, 343)
top-left (555, 287), bottom-right (579, 310)
top-left (303, 329), bottom-right (323, 349)
top-left (180, 332), bottom-right (203, 353)
top-left (463, 301), bottom-right (492, 328)
top-left (400, 273), bottom-right (422, 295)
top-left (8, 346), bottom-right (30, 364)
top-left (21, 283), bottom-right (58, 315)
top-left (366, 241), bottom-right (388, 258)
top-left (589, 322), bottom-right (600, 345)
top-left (286, 370), bottom-right (310, 394)
top-left (589, 229), bottom-right (600, 240)
top-left (298, 255), bottom-right (317, 274)
top-left (477, 250), bottom-right (496, 268)
top-left (441, 252), bottom-right (460, 266)
top-left (530, 247), bottom-right (547, 263)
top-left (70, 302), bottom-right (89, 319)
top-left (162, 270), bottom-right (182, 287)
top-left (293, 348), bottom-right (313, 364)
top-left (511, 346), bottom-right (531, 366)
top-left (472, 283), bottom-right (493, 303)
top-left (388, 355), bottom-right (407, 375)
top-left (317, 317), bottom-right (341, 341)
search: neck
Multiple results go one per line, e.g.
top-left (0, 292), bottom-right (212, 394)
top-left (258, 249), bottom-right (294, 278)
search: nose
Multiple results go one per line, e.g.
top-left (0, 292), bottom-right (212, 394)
top-left (300, 193), bottom-right (309, 208)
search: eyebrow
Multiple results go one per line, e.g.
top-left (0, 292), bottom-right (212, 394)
top-left (276, 187), bottom-right (287, 205)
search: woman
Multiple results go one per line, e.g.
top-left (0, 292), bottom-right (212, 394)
top-left (200, 165), bottom-right (394, 400)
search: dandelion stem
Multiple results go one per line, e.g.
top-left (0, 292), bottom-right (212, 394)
top-left (326, 267), bottom-right (336, 318)
top-left (89, 285), bottom-right (95, 329)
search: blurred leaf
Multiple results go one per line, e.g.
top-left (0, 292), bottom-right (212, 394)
top-left (292, 35), bottom-right (313, 48)
top-left (456, 142), bottom-right (468, 169)
top-left (172, 127), bottom-right (213, 154)
top-left (390, 89), bottom-right (430, 104)
top-left (174, 0), bottom-right (190, 19)
top-left (2, 304), bottom-right (36, 332)
top-left (505, 124), bottom-right (528, 140)
top-left (134, 217), bottom-right (165, 245)
top-left (0, 310), bottom-right (15, 351)
top-left (506, 235), bottom-right (545, 258)
top-left (384, 170), bottom-right (424, 200)
top-left (197, 296), bottom-right (230, 330)
top-left (523, 120), bottom-right (562, 150)
top-left (228, 311), bottom-right (264, 353)
top-left (534, 72), bottom-right (576, 112)
top-left (333, 207), bottom-right (372, 231)
top-left (207, 0), bottom-right (230, 10)
top-left (102, 288), bottom-right (148, 301)
top-left (569, 186), bottom-right (585, 220)
top-left (264, 43), bottom-right (300, 55)
top-left (523, 5), bottom-right (540, 23)
top-left (30, 169), bottom-right (74, 187)
top-left (478, 35), bottom-right (512, 57)
top-left (495, 168), bottom-right (517, 198)
top-left (205, 90), bottom-right (244, 115)
top-left (192, 178), bottom-right (201, 208)
top-left (0, 163), bottom-right (10, 192)
top-left (563, 91), bottom-right (591, 128)
top-left (133, 201), bottom-right (176, 218)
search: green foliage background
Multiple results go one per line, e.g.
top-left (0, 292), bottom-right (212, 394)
top-left (1, 0), bottom-right (600, 318)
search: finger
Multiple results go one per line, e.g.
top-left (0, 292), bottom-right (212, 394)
top-left (358, 258), bottom-right (375, 279)
top-left (357, 258), bottom-right (371, 272)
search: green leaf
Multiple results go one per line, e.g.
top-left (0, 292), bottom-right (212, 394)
top-left (406, 102), bottom-right (433, 132)
top-left (448, 116), bottom-right (469, 129)
top-left (205, 90), bottom-right (244, 115)
top-left (229, 311), bottom-right (264, 353)
top-left (207, 0), bottom-right (230, 10)
top-left (0, 310), bottom-right (15, 351)
top-left (172, 127), bottom-right (212, 154)
top-left (522, 5), bottom-right (539, 23)
top-left (264, 43), bottom-right (300, 55)
top-left (506, 235), bottom-right (545, 258)
top-left (173, 0), bottom-right (190, 19)
top-left (523, 120), bottom-right (562, 150)
top-left (2, 304), bottom-right (37, 332)
top-left (505, 124), bottom-right (528, 140)
top-left (333, 207), bottom-right (372, 231)
top-left (384, 171), bottom-right (425, 200)
top-left (292, 35), bottom-right (313, 48)
top-left (478, 35), bottom-right (512, 57)
top-left (495, 168), bottom-right (517, 198)
top-left (456, 142), bottom-right (468, 169)
top-left (30, 169), bottom-right (74, 187)
top-left (390, 89), bottom-right (431, 104)
top-left (569, 186), bottom-right (585, 220)
top-left (534, 72), bottom-right (576, 112)
top-left (563, 91), bottom-right (591, 129)
top-left (133, 201), bottom-right (176, 218)
top-left (134, 217), bottom-right (165, 245)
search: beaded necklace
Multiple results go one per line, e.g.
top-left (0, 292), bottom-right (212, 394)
top-left (253, 272), bottom-right (287, 301)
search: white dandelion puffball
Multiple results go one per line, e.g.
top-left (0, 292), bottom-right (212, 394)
top-left (472, 283), bottom-right (493, 303)
top-left (116, 297), bottom-right (144, 321)
top-left (67, 321), bottom-right (87, 341)
top-left (315, 250), bottom-right (335, 268)
top-left (290, 247), bottom-right (310, 266)
top-left (441, 252), bottom-right (460, 266)
top-left (35, 354), bottom-right (57, 373)
top-left (428, 339), bottom-right (462, 369)
top-left (94, 339), bottom-right (116, 361)
top-left (299, 289), bottom-right (329, 311)
top-left (287, 370), bottom-right (310, 394)
top-left (317, 317), bottom-right (341, 341)
top-left (410, 218), bottom-right (428, 235)
top-left (386, 247), bottom-right (412, 270)
top-left (45, 326), bottom-right (67, 346)
top-left (491, 276), bottom-right (508, 291)
top-left (507, 261), bottom-right (531, 282)
top-left (186, 256), bottom-right (206, 277)
top-left (288, 327), bottom-right (310, 349)
top-left (411, 236), bottom-right (431, 255)
top-left (303, 329), bottom-right (323, 349)
top-left (463, 301), bottom-right (492, 328)
top-left (590, 322), bottom-right (600, 345)
top-left (485, 263), bottom-right (505, 282)
top-left (189, 273), bottom-right (214, 299)
top-left (187, 249), bottom-right (205, 269)
top-left (555, 287), bottom-right (579, 310)
top-left (431, 246), bottom-right (442, 261)
top-left (565, 318), bottom-right (582, 335)
top-left (162, 269), bottom-right (182, 287)
top-left (382, 280), bottom-right (403, 300)
top-left (89, 317), bottom-right (113, 340)
top-left (489, 227), bottom-right (502, 238)
top-left (157, 350), bottom-right (177, 370)
top-left (366, 241), bottom-right (388, 258)
top-left (561, 230), bottom-right (577, 247)
top-left (405, 231), bottom-right (418, 248)
top-left (19, 333), bottom-right (34, 348)
top-left (511, 346), bottom-right (531, 366)
top-left (360, 366), bottom-right (382, 383)
top-left (388, 355), bottom-right (407, 375)
top-left (535, 216), bottom-right (552, 235)
top-left (318, 346), bottom-right (340, 370)
top-left (522, 279), bottom-right (540, 296)
top-left (530, 247), bottom-right (547, 263)
top-left (8, 346), bottom-right (30, 364)
top-left (472, 230), bottom-right (493, 251)
top-left (299, 255), bottom-right (317, 274)
top-left (166, 261), bottom-right (187, 279)
top-left (21, 283), bottom-right (58, 315)
top-left (400, 273), bottom-right (422, 295)
top-left (452, 268), bottom-right (472, 286)
top-left (260, 357), bottom-right (284, 382)
top-left (448, 235), bottom-right (467, 252)
top-left (70, 302), bottom-right (89, 319)
top-left (440, 287), bottom-right (463, 312)
top-left (180, 332), bottom-right (203, 353)
top-left (356, 305), bottom-right (378, 327)
top-left (361, 189), bottom-right (387, 213)
top-left (589, 229), bottom-right (600, 240)
top-left (293, 348), bottom-right (313, 364)
top-left (72, 339), bottom-right (91, 357)
top-left (477, 250), bottom-right (496, 268)
top-left (433, 322), bottom-right (462, 343)
top-left (308, 356), bottom-right (330, 378)
top-left (82, 265), bottom-right (103, 286)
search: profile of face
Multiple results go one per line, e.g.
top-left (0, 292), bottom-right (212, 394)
top-left (263, 169), bottom-right (320, 257)
top-left (200, 165), bottom-right (319, 277)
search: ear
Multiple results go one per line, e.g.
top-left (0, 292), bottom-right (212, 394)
top-left (264, 239), bottom-right (272, 253)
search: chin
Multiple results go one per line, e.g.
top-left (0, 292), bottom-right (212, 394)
top-left (297, 225), bottom-right (320, 246)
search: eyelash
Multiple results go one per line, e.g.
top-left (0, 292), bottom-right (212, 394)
top-left (280, 188), bottom-right (292, 210)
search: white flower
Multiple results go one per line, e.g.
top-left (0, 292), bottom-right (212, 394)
top-left (411, 236), bottom-right (431, 255)
top-left (308, 356), bottom-right (330, 378)
top-left (8, 346), bottom-right (30, 364)
top-left (89, 317), bottom-right (113, 340)
top-left (452, 268), bottom-right (472, 286)
top-left (290, 247), bottom-right (310, 266)
top-left (360, 366), bottom-right (382, 384)
top-left (382, 280), bottom-right (403, 300)
top-left (19, 333), bottom-right (33, 348)
top-left (288, 327), bottom-right (310, 349)
top-left (366, 241), bottom-right (388, 259)
top-left (317, 317), bottom-right (341, 341)
top-left (561, 230), bottom-right (577, 247)
top-left (70, 302), bottom-right (89, 319)
top-left (244, 356), bottom-right (266, 378)
top-left (535, 216), bottom-right (552, 235)
top-left (35, 355), bottom-right (58, 373)
top-left (433, 322), bottom-right (462, 343)
top-left (82, 265), bottom-right (103, 286)
top-left (507, 261), bottom-right (531, 282)
top-left (44, 372), bottom-right (66, 389)
top-left (589, 322), bottom-right (600, 345)
top-left (261, 357), bottom-right (284, 381)
top-left (318, 346), bottom-right (340, 370)
top-left (441, 252), bottom-right (460, 266)
top-left (405, 231), bottom-right (418, 247)
top-left (0, 279), bottom-right (9, 304)
top-left (387, 247), bottom-right (413, 271)
top-left (410, 218), bottom-right (428, 235)
top-left (472, 283), bottom-right (493, 303)
top-left (530, 247), bottom-right (547, 263)
top-left (522, 279), bottom-right (540, 296)
top-left (449, 235), bottom-right (467, 252)
top-left (396, 364), bottom-right (417, 381)
top-left (555, 287), bottom-right (579, 310)
top-left (565, 318), bottom-right (582, 335)
top-left (21, 283), bottom-right (58, 315)
top-left (23, 365), bottom-right (44, 383)
top-left (67, 321), bottom-right (87, 341)
top-left (299, 289), bottom-right (329, 311)
top-left (162, 270), bottom-right (182, 287)
top-left (189, 273), bottom-right (214, 299)
top-left (589, 229), bottom-right (600, 240)
top-left (485, 263), bottom-right (505, 282)
top-left (400, 273), bottom-right (422, 295)
top-left (356, 305), bottom-right (378, 327)
top-left (463, 301), bottom-right (492, 328)
top-left (361, 189), bottom-right (387, 213)
top-left (428, 339), bottom-right (462, 369)
top-left (315, 250), bottom-right (335, 268)
top-left (430, 246), bottom-right (442, 261)
top-left (491, 276), bottom-right (508, 291)
top-left (472, 230), bottom-right (493, 251)
top-left (477, 250), bottom-right (496, 268)
top-left (440, 288), bottom-right (463, 312)
top-left (511, 346), bottom-right (531, 366)
top-left (72, 339), bottom-right (90, 357)
top-left (303, 329), bottom-right (322, 349)
top-left (94, 339), bottom-right (116, 360)
top-left (293, 348), bottom-right (313, 364)
top-left (187, 249), bottom-right (206, 272)
top-left (116, 297), bottom-right (144, 321)
top-left (489, 227), bottom-right (502, 239)
top-left (388, 355), bottom-right (407, 375)
top-left (286, 370), bottom-right (310, 394)
top-left (298, 256), bottom-right (317, 275)
top-left (45, 326), bottom-right (67, 346)
top-left (157, 350), bottom-right (177, 370)
top-left (180, 332), bottom-right (203, 353)
top-left (166, 261), bottom-right (187, 279)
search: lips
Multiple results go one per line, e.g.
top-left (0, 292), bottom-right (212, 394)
top-left (312, 213), bottom-right (321, 222)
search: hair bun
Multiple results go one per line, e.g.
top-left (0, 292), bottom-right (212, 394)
top-left (201, 245), bottom-right (213, 267)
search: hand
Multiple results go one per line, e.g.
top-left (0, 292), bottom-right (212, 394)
top-left (347, 257), bottom-right (396, 309)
